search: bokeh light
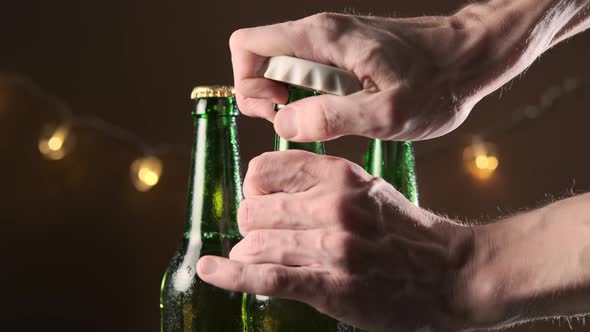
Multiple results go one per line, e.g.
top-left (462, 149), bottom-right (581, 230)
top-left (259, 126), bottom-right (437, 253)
top-left (463, 140), bottom-right (500, 181)
top-left (130, 156), bottom-right (163, 192)
top-left (38, 125), bottom-right (73, 160)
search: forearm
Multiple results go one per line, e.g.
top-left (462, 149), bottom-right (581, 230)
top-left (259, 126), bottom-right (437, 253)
top-left (462, 0), bottom-right (590, 44)
top-left (452, 0), bottom-right (590, 101)
top-left (462, 193), bottom-right (590, 329)
top-left (461, 0), bottom-right (590, 52)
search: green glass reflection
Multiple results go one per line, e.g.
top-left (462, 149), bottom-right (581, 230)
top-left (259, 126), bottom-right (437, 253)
top-left (365, 139), bottom-right (419, 205)
top-left (160, 96), bottom-right (244, 331)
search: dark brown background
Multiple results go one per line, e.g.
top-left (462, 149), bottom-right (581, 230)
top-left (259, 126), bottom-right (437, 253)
top-left (1, 0), bottom-right (589, 331)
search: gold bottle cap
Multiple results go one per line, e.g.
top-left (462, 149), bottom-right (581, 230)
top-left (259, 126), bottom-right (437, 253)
top-left (190, 85), bottom-right (235, 99)
top-left (263, 56), bottom-right (362, 96)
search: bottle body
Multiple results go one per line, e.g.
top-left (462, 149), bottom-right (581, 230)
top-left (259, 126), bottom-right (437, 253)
top-left (244, 87), bottom-right (351, 332)
top-left (365, 139), bottom-right (418, 205)
top-left (161, 94), bottom-right (244, 332)
top-left (161, 236), bottom-right (243, 331)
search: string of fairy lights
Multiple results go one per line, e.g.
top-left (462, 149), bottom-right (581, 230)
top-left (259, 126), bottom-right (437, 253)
top-left (10, 74), bottom-right (586, 191)
top-left (35, 95), bottom-right (191, 192)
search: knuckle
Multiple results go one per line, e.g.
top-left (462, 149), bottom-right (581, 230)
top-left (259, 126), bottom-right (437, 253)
top-left (330, 158), bottom-right (358, 181)
top-left (236, 264), bottom-right (249, 289)
top-left (291, 231), bottom-right (303, 249)
top-left (317, 230), bottom-right (331, 253)
top-left (359, 41), bottom-right (386, 63)
top-left (247, 154), bottom-right (264, 173)
top-left (229, 29), bottom-right (247, 50)
top-left (327, 190), bottom-right (372, 232)
top-left (283, 19), bottom-right (308, 43)
top-left (264, 266), bottom-right (291, 293)
top-left (316, 231), bottom-right (353, 259)
top-left (331, 233), bottom-right (355, 257)
top-left (301, 12), bottom-right (348, 45)
top-left (237, 97), bottom-right (259, 117)
top-left (374, 90), bottom-right (400, 139)
top-left (246, 152), bottom-right (273, 178)
top-left (309, 12), bottom-right (341, 33)
top-left (274, 194), bottom-right (287, 211)
top-left (312, 191), bottom-right (352, 227)
top-left (234, 95), bottom-right (251, 116)
top-left (313, 99), bottom-right (338, 138)
top-left (244, 230), bottom-right (266, 255)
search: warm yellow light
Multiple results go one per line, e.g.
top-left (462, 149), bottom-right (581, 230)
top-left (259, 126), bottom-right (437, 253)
top-left (39, 125), bottom-right (72, 160)
top-left (463, 140), bottom-right (500, 181)
top-left (487, 156), bottom-right (499, 170)
top-left (143, 170), bottom-right (159, 186)
top-left (475, 155), bottom-right (489, 169)
top-left (47, 136), bottom-right (64, 151)
top-left (137, 166), bottom-right (160, 186)
top-left (130, 156), bottom-right (163, 192)
top-left (138, 167), bottom-right (149, 181)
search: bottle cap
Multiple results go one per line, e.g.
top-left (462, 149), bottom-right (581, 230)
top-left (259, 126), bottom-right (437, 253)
top-left (263, 56), bottom-right (362, 96)
top-left (191, 85), bottom-right (238, 116)
top-left (190, 85), bottom-right (235, 99)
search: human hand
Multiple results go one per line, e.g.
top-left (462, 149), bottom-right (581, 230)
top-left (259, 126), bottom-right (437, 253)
top-left (196, 151), bottom-right (476, 331)
top-left (230, 11), bottom-right (502, 141)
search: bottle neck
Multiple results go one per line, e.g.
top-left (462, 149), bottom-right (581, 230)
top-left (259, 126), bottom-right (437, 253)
top-left (185, 99), bottom-right (243, 241)
top-left (274, 87), bottom-right (325, 154)
top-left (365, 139), bottom-right (419, 205)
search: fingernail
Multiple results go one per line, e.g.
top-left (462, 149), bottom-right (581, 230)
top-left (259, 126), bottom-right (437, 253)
top-left (198, 258), bottom-right (217, 275)
top-left (276, 107), bottom-right (298, 139)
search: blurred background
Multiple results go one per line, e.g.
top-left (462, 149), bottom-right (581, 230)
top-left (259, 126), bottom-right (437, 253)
top-left (1, 0), bottom-right (589, 331)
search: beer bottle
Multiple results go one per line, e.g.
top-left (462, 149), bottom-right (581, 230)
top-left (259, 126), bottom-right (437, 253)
top-left (364, 140), bottom-right (419, 205)
top-left (160, 86), bottom-right (244, 331)
top-left (242, 56), bottom-right (362, 332)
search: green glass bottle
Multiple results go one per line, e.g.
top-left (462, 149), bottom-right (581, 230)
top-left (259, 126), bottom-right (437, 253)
top-left (160, 86), bottom-right (244, 332)
top-left (364, 140), bottom-right (418, 205)
top-left (243, 87), bottom-right (352, 332)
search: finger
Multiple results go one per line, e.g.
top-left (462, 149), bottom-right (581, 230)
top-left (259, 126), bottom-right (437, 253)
top-left (243, 150), bottom-right (322, 197)
top-left (274, 88), bottom-right (402, 142)
top-left (196, 256), bottom-right (327, 305)
top-left (230, 17), bottom-right (339, 83)
top-left (230, 24), bottom-right (303, 119)
top-left (238, 77), bottom-right (288, 106)
top-left (229, 229), bottom-right (323, 266)
top-left (238, 193), bottom-right (318, 234)
top-left (236, 92), bottom-right (276, 122)
top-left (230, 14), bottom-right (359, 119)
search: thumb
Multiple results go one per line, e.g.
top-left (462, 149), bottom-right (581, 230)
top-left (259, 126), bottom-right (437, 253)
top-left (273, 89), bottom-right (399, 142)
